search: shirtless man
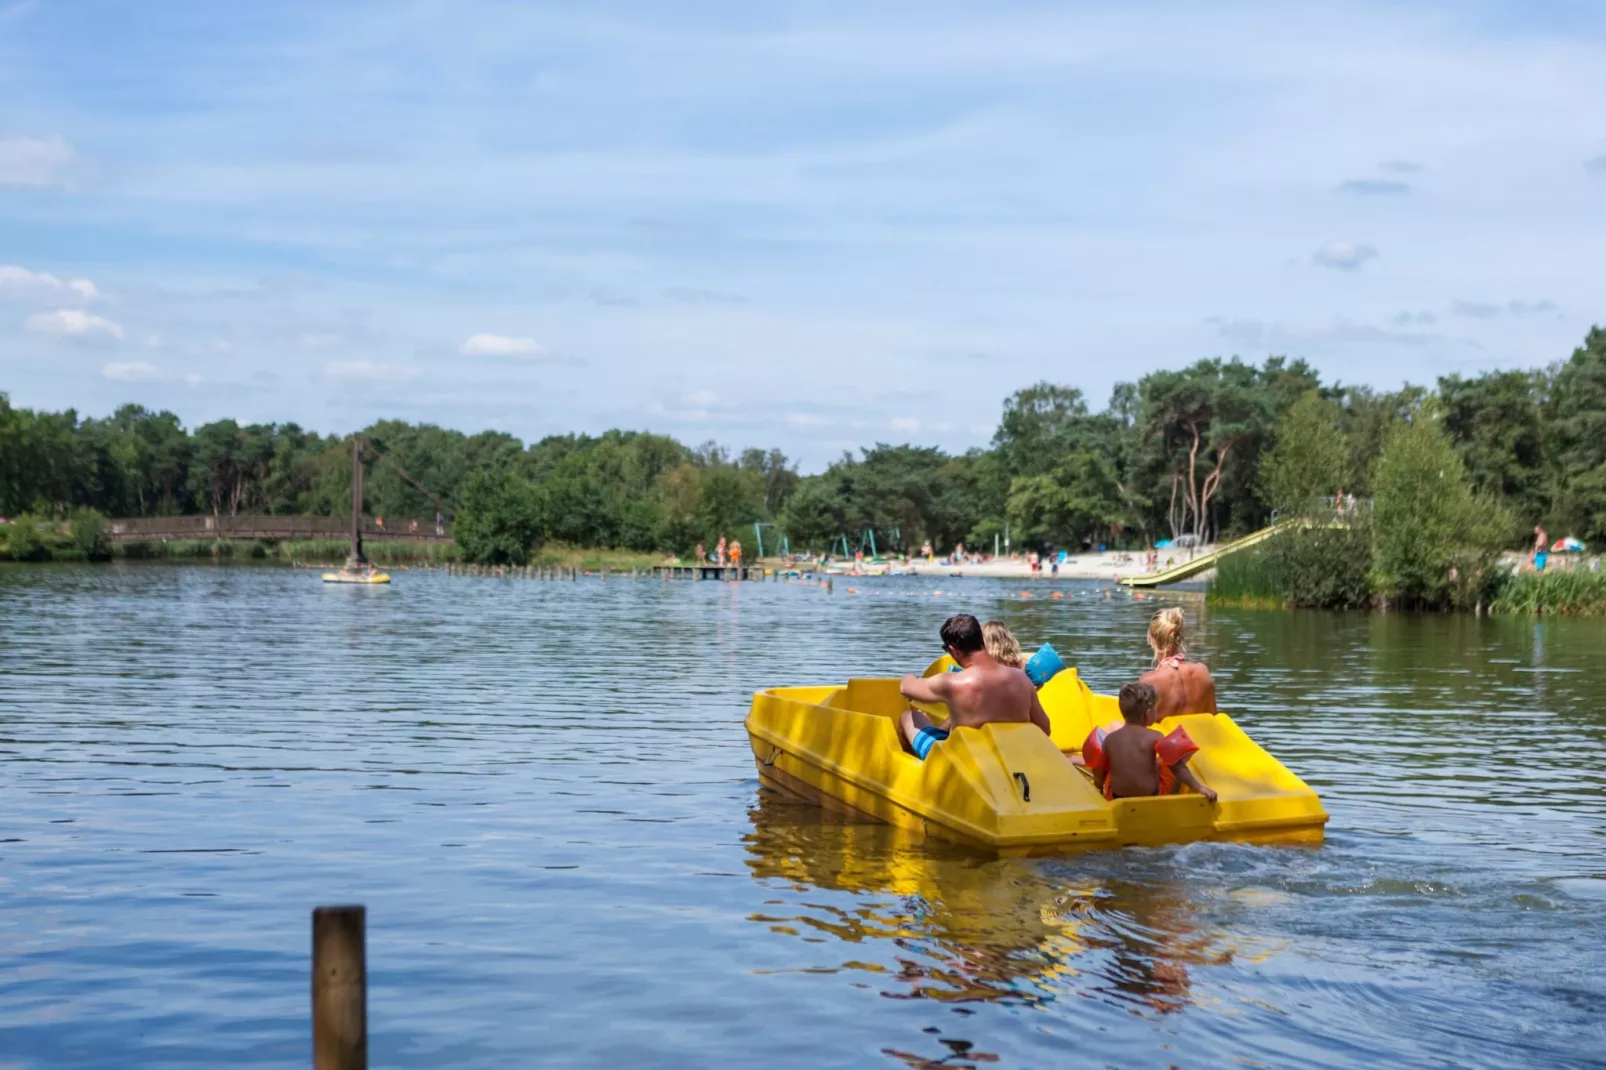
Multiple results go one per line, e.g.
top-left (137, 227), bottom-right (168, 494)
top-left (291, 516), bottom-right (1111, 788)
top-left (1140, 607), bottom-right (1217, 719)
top-left (896, 614), bottom-right (1051, 759)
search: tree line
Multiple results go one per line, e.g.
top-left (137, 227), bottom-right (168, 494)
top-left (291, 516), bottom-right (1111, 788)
top-left (3, 327), bottom-right (1603, 566)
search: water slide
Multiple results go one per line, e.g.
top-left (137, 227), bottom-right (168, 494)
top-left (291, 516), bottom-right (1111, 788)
top-left (1122, 519), bottom-right (1296, 588)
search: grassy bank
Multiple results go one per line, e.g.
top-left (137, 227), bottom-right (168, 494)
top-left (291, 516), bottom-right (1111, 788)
top-left (1, 527), bottom-right (461, 566)
top-left (1, 523), bottom-right (677, 571)
top-left (1489, 568), bottom-right (1606, 616)
top-left (529, 546), bottom-right (669, 571)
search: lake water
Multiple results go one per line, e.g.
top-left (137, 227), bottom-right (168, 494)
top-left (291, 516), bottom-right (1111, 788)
top-left (1, 565), bottom-right (1603, 1068)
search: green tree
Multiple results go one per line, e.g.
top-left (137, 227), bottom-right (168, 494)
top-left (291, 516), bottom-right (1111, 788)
top-left (992, 383), bottom-right (1090, 477)
top-left (1261, 391), bottom-right (1349, 515)
top-left (1547, 327), bottom-right (1606, 543)
top-left (1005, 451), bottom-right (1124, 550)
top-left (1139, 359), bottom-right (1281, 542)
top-left (1438, 370), bottom-right (1548, 531)
top-left (1370, 413), bottom-right (1511, 609)
top-left (454, 469), bottom-right (540, 565)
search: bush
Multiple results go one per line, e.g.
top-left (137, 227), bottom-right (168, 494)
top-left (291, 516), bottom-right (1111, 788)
top-left (68, 508), bottom-right (111, 561)
top-left (455, 469), bottom-right (541, 565)
top-left (1269, 522), bottom-right (1372, 609)
top-left (4, 514), bottom-right (52, 561)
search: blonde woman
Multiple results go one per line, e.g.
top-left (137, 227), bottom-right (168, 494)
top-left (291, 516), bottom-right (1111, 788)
top-left (982, 620), bottom-right (1026, 669)
top-left (1139, 607), bottom-right (1217, 718)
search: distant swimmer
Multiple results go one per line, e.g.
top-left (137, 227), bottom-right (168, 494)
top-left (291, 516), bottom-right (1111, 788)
top-left (1139, 607), bottom-right (1217, 718)
top-left (1084, 682), bottom-right (1215, 802)
top-left (896, 614), bottom-right (1050, 760)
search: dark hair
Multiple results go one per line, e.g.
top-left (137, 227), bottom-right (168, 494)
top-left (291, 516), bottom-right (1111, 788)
top-left (939, 614), bottom-right (984, 656)
top-left (1118, 681), bottom-right (1157, 723)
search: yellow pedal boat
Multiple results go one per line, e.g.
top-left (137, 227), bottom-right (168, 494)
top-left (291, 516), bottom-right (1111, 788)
top-left (321, 568), bottom-right (391, 584)
top-left (745, 664), bottom-right (1327, 851)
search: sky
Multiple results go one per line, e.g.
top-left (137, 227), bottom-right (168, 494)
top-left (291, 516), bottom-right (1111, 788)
top-left (2, 1), bottom-right (1604, 470)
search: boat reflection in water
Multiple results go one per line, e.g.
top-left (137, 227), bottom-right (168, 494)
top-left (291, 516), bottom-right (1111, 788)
top-left (743, 788), bottom-right (1284, 1030)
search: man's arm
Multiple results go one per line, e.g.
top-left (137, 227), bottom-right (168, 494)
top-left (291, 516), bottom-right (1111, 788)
top-left (899, 672), bottom-right (950, 706)
top-left (1175, 762), bottom-right (1217, 803)
top-left (1028, 690), bottom-right (1051, 737)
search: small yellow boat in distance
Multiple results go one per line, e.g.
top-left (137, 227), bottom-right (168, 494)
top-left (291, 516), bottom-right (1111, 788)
top-left (321, 568), bottom-right (391, 584)
top-left (744, 665), bottom-right (1327, 851)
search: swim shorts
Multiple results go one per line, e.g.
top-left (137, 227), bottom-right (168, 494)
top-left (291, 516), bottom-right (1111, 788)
top-left (911, 725), bottom-right (950, 760)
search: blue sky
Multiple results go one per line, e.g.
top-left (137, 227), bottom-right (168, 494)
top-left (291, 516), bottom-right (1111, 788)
top-left (2, 1), bottom-right (1604, 469)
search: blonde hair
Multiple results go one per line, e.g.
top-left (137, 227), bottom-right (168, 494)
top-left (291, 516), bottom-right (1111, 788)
top-left (1148, 607), bottom-right (1186, 664)
top-left (983, 620), bottom-right (1025, 668)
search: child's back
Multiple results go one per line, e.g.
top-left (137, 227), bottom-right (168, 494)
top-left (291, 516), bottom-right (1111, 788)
top-left (1083, 680), bottom-right (1218, 803)
top-left (1102, 723), bottom-right (1163, 799)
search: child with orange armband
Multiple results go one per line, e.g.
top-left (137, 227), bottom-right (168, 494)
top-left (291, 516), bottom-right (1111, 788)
top-left (1083, 682), bottom-right (1216, 802)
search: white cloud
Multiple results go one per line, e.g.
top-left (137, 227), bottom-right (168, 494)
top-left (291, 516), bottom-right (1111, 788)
top-left (25, 308), bottom-right (124, 339)
top-left (460, 332), bottom-right (543, 356)
top-left (785, 412), bottom-right (827, 428)
top-left (0, 264), bottom-right (99, 303)
top-left (891, 417), bottom-right (921, 433)
top-left (0, 135), bottom-right (77, 189)
top-left (684, 389), bottom-right (718, 407)
top-left (324, 360), bottom-right (421, 382)
top-left (297, 332), bottom-right (344, 349)
top-left (183, 373), bottom-right (203, 385)
top-left (1311, 241), bottom-right (1378, 271)
top-left (144, 334), bottom-right (163, 348)
top-left (102, 361), bottom-right (159, 382)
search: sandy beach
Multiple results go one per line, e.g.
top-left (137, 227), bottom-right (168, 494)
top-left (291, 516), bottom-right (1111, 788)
top-left (815, 548), bottom-right (1217, 583)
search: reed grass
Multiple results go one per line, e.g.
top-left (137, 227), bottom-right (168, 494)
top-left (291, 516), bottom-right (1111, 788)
top-left (1488, 566), bottom-right (1606, 616)
top-left (1208, 547), bottom-right (1287, 609)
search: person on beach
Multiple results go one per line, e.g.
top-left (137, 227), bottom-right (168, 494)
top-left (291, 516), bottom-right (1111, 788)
top-left (695, 542), bottom-right (705, 564)
top-left (730, 539), bottom-right (742, 567)
top-left (896, 615), bottom-right (1051, 760)
top-left (716, 536), bottom-right (727, 566)
top-left (1139, 607), bottom-right (1217, 718)
top-left (1084, 682), bottom-right (1216, 802)
top-left (982, 620), bottom-right (1026, 669)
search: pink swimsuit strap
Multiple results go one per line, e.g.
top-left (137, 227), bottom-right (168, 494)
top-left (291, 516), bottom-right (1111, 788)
top-left (1158, 653), bottom-right (1186, 670)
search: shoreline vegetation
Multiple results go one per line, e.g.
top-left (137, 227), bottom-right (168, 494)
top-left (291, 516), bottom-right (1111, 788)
top-left (4, 327), bottom-right (1605, 615)
top-left (0, 522), bottom-right (666, 573)
top-left (5, 515), bottom-right (1604, 615)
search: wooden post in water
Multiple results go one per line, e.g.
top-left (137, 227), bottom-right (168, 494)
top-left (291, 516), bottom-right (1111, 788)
top-left (312, 905), bottom-right (366, 1070)
top-left (346, 437), bottom-right (367, 570)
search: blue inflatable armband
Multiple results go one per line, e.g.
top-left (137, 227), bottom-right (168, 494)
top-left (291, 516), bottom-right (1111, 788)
top-left (1024, 643), bottom-right (1065, 688)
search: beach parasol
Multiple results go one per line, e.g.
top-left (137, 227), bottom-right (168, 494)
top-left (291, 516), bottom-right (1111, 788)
top-left (1551, 536), bottom-right (1585, 552)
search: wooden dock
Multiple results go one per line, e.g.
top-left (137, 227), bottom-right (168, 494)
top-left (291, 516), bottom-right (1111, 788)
top-left (654, 564), bottom-right (767, 581)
